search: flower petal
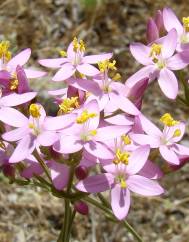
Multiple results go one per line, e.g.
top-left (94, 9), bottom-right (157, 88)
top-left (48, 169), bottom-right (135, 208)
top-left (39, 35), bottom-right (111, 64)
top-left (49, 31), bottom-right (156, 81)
top-left (76, 173), bottom-right (114, 193)
top-left (0, 107), bottom-right (28, 127)
top-left (37, 131), bottom-right (58, 146)
top-left (52, 63), bottom-right (75, 81)
top-left (0, 92), bottom-right (37, 107)
top-left (167, 51), bottom-right (189, 70)
top-left (24, 69), bottom-right (46, 78)
top-left (130, 43), bottom-right (152, 65)
top-left (111, 185), bottom-right (130, 220)
top-left (130, 134), bottom-right (160, 148)
top-left (163, 7), bottom-right (183, 35)
top-left (77, 63), bottom-right (100, 76)
top-left (139, 160), bottom-right (163, 179)
top-left (2, 127), bottom-right (29, 141)
top-left (8, 48), bottom-right (31, 68)
top-left (127, 145), bottom-right (150, 175)
top-left (49, 161), bottom-right (69, 190)
top-left (158, 68), bottom-right (178, 99)
top-left (127, 175), bottom-right (164, 196)
top-left (9, 135), bottom-right (36, 163)
top-left (146, 18), bottom-right (159, 43)
top-left (38, 58), bottom-right (68, 68)
top-left (83, 53), bottom-right (113, 64)
top-left (159, 145), bottom-right (180, 165)
top-left (159, 29), bottom-right (177, 58)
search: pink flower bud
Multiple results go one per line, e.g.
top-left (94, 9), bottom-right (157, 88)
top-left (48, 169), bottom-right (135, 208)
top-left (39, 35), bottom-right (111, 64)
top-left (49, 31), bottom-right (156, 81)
top-left (146, 18), bottom-right (159, 43)
top-left (74, 201), bottom-right (89, 215)
top-left (154, 10), bottom-right (164, 31)
top-left (2, 164), bottom-right (15, 177)
top-left (75, 166), bottom-right (88, 180)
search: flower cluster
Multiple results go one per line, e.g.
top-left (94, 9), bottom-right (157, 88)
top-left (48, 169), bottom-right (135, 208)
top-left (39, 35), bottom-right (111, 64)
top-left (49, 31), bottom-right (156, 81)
top-left (0, 7), bottom-right (189, 241)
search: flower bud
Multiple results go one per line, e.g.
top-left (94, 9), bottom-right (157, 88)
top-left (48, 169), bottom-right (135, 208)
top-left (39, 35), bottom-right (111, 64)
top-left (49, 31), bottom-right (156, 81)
top-left (74, 201), bottom-right (89, 215)
top-left (2, 164), bottom-right (15, 177)
top-left (75, 166), bottom-right (88, 180)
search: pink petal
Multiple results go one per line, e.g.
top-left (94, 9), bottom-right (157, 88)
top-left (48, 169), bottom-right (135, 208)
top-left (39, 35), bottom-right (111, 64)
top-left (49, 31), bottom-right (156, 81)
top-left (84, 141), bottom-right (114, 159)
top-left (9, 135), bottom-right (36, 163)
top-left (21, 155), bottom-right (43, 178)
top-left (44, 113), bottom-right (76, 130)
top-left (127, 175), bottom-right (164, 196)
top-left (138, 113), bottom-right (162, 136)
top-left (159, 29), bottom-right (177, 58)
top-left (50, 162), bottom-right (69, 190)
top-left (127, 145), bottom-right (150, 175)
top-left (164, 122), bottom-right (185, 143)
top-left (130, 134), bottom-right (160, 148)
top-left (95, 125), bottom-right (131, 141)
top-left (163, 7), bottom-right (183, 35)
top-left (111, 93), bottom-right (139, 115)
top-left (38, 58), bottom-right (68, 68)
top-left (159, 145), bottom-right (180, 165)
top-left (16, 66), bottom-right (30, 93)
top-left (8, 48), bottom-right (31, 68)
top-left (52, 63), bottom-right (75, 81)
top-left (130, 43), bottom-right (152, 65)
top-left (67, 43), bottom-right (75, 60)
top-left (24, 69), bottom-right (46, 78)
top-left (53, 135), bottom-right (83, 154)
top-left (173, 144), bottom-right (189, 156)
top-left (139, 160), bottom-right (163, 179)
top-left (77, 63), bottom-right (99, 76)
top-left (155, 10), bottom-right (163, 31)
top-left (146, 18), bottom-right (159, 43)
top-left (0, 107), bottom-right (28, 127)
top-left (111, 185), bottom-right (130, 220)
top-left (158, 68), bottom-right (178, 99)
top-left (0, 92), bottom-right (37, 107)
top-left (2, 127), bottom-right (29, 141)
top-left (126, 65), bottom-right (157, 87)
top-left (37, 131), bottom-right (58, 146)
top-left (83, 53), bottom-right (113, 64)
top-left (167, 51), bottom-right (189, 70)
top-left (76, 173), bottom-right (114, 193)
top-left (105, 114), bottom-right (134, 126)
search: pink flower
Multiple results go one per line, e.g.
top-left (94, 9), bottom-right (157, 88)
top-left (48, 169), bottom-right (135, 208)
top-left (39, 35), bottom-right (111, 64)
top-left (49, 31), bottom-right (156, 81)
top-left (163, 7), bottom-right (189, 51)
top-left (46, 100), bottom-right (131, 159)
top-left (131, 113), bottom-right (189, 165)
top-left (39, 37), bottom-right (112, 81)
top-left (0, 42), bottom-right (45, 79)
top-left (76, 145), bottom-right (164, 220)
top-left (2, 104), bottom-right (76, 162)
top-left (127, 29), bottom-right (189, 99)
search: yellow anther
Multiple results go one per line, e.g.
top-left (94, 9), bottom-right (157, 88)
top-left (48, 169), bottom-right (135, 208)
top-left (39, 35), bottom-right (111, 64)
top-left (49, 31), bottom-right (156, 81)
top-left (59, 50), bottom-right (67, 57)
top-left (112, 73), bottom-right (121, 81)
top-left (29, 104), bottom-right (41, 118)
top-left (120, 178), bottom-right (127, 189)
top-left (79, 40), bottom-right (85, 52)
top-left (150, 43), bottom-right (162, 58)
top-left (121, 135), bottom-right (131, 145)
top-left (183, 17), bottom-right (189, 32)
top-left (76, 110), bottom-right (97, 124)
top-left (59, 97), bottom-right (79, 114)
top-left (0, 140), bottom-right (6, 150)
top-left (72, 37), bottom-right (85, 52)
top-left (160, 113), bottom-right (179, 127)
top-left (10, 79), bottom-right (19, 90)
top-left (113, 159), bottom-right (120, 165)
top-left (98, 60), bottom-right (117, 72)
top-left (89, 130), bottom-right (97, 136)
top-left (0, 41), bottom-right (11, 62)
top-left (28, 123), bottom-right (35, 129)
top-left (115, 149), bottom-right (130, 165)
top-left (173, 129), bottom-right (181, 137)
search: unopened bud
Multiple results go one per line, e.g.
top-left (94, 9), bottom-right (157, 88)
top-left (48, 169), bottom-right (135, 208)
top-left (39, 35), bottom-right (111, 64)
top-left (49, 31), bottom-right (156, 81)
top-left (75, 166), bottom-right (88, 180)
top-left (74, 201), bottom-right (89, 215)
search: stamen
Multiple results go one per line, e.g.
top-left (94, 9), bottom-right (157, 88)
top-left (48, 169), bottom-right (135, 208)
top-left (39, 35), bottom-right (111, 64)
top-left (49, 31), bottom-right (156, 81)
top-left (76, 110), bottom-right (97, 124)
top-left (115, 148), bottom-right (130, 165)
top-left (121, 135), bottom-right (131, 145)
top-left (120, 178), bottom-right (127, 189)
top-left (160, 113), bottom-right (179, 127)
top-left (73, 37), bottom-right (86, 53)
top-left (98, 60), bottom-right (117, 72)
top-left (89, 130), bottom-right (97, 136)
top-left (0, 41), bottom-right (11, 62)
top-left (59, 97), bottom-right (79, 114)
top-left (0, 140), bottom-right (6, 150)
top-left (59, 50), bottom-right (67, 57)
top-left (29, 104), bottom-right (41, 118)
top-left (173, 129), bottom-right (181, 137)
top-left (183, 17), bottom-right (189, 32)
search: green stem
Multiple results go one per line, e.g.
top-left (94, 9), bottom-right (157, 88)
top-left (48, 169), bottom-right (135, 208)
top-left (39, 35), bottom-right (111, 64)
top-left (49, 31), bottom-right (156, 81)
top-left (84, 196), bottom-right (143, 242)
top-left (33, 149), bottom-right (52, 182)
top-left (66, 209), bottom-right (76, 241)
